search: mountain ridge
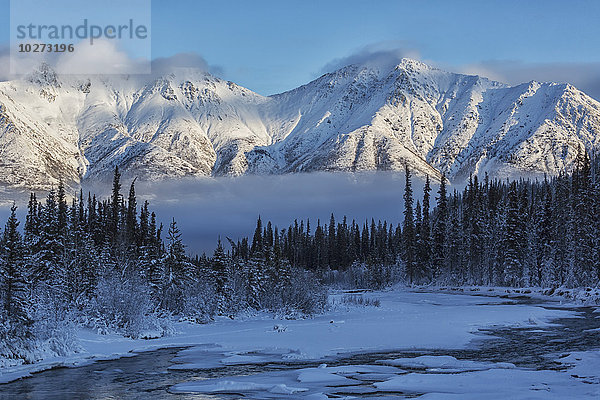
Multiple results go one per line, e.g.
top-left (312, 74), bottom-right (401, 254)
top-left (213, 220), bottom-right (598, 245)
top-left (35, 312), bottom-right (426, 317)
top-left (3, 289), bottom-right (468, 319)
top-left (1, 58), bottom-right (599, 190)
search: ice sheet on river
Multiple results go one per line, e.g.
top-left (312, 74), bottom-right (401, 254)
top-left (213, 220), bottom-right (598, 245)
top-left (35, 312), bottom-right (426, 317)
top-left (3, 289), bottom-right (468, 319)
top-left (162, 290), bottom-right (570, 372)
top-left (170, 357), bottom-right (600, 399)
top-left (376, 355), bottom-right (515, 372)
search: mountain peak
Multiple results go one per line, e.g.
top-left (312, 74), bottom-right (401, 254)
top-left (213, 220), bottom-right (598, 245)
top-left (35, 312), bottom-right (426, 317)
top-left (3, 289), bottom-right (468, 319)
top-left (0, 60), bottom-right (599, 190)
top-left (27, 63), bottom-right (61, 88)
top-left (395, 57), bottom-right (431, 71)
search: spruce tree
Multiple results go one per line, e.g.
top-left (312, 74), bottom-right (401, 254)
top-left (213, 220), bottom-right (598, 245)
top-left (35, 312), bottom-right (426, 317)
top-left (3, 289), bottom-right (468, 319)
top-left (25, 193), bottom-right (39, 245)
top-left (502, 182), bottom-right (523, 286)
top-left (447, 193), bottom-right (463, 283)
top-left (536, 177), bottom-right (554, 286)
top-left (361, 221), bottom-right (370, 262)
top-left (212, 238), bottom-right (229, 313)
top-left (165, 218), bottom-right (189, 284)
top-left (327, 214), bottom-right (336, 268)
top-left (550, 174), bottom-right (570, 285)
top-left (421, 175), bottom-right (432, 279)
top-left (57, 180), bottom-right (68, 240)
top-left (432, 173), bottom-right (448, 279)
top-left (314, 220), bottom-right (325, 269)
top-left (163, 218), bottom-right (192, 311)
top-left (0, 205), bottom-right (30, 327)
top-left (126, 179), bottom-right (138, 247)
top-left (570, 149), bottom-right (595, 285)
top-left (414, 201), bottom-right (424, 281)
top-left (110, 166), bottom-right (121, 245)
top-left (250, 216), bottom-right (264, 257)
top-left (144, 212), bottom-right (163, 301)
top-left (402, 166), bottom-right (416, 283)
top-left (31, 189), bottom-right (65, 292)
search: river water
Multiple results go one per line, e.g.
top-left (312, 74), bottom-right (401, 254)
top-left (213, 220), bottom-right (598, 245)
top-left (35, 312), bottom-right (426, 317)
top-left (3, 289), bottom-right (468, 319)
top-left (1, 297), bottom-right (598, 399)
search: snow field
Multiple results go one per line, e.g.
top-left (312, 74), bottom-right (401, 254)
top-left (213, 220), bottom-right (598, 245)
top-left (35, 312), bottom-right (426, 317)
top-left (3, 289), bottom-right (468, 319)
top-left (1, 289), bottom-right (595, 400)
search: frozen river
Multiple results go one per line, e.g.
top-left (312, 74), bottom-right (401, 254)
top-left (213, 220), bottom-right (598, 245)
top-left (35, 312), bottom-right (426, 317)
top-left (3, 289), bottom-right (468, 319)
top-left (1, 290), bottom-right (599, 399)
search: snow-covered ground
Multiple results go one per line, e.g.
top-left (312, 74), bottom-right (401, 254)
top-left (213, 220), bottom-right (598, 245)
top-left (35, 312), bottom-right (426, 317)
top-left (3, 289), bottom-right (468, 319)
top-left (1, 289), bottom-right (599, 399)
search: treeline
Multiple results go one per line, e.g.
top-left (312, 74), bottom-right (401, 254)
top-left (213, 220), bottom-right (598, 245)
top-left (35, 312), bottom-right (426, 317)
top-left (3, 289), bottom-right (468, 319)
top-left (2, 152), bottom-right (599, 365)
top-left (0, 167), bottom-right (325, 365)
top-left (225, 212), bottom-right (404, 289)
top-left (228, 215), bottom-right (402, 271)
top-left (402, 150), bottom-right (600, 287)
top-left (234, 151), bottom-right (600, 289)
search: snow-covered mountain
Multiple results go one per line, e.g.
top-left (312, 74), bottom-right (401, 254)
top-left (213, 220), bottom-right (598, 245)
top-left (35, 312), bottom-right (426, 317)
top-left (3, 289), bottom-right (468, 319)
top-left (1, 59), bottom-right (600, 190)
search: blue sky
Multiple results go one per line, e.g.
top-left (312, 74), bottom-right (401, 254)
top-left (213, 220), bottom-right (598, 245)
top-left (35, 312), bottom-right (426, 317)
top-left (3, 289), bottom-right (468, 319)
top-left (1, 0), bottom-right (600, 97)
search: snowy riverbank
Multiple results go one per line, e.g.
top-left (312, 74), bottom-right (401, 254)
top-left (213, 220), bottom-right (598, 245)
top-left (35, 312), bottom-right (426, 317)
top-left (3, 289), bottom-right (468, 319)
top-left (412, 285), bottom-right (600, 306)
top-left (0, 288), bottom-right (585, 385)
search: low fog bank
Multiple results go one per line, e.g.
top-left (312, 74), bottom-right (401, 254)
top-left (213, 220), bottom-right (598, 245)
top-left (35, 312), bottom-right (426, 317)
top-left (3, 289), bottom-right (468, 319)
top-left (0, 171), bottom-right (439, 256)
top-left (139, 172), bottom-right (427, 255)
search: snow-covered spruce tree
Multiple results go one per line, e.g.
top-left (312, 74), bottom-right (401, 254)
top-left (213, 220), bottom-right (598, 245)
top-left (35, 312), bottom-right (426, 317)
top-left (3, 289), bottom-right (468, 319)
top-left (477, 176), bottom-right (490, 284)
top-left (73, 232), bottom-right (99, 302)
top-left (447, 192), bottom-right (464, 284)
top-left (569, 149), bottom-right (596, 286)
top-left (64, 194), bottom-right (98, 303)
top-left (109, 166), bottom-right (122, 247)
top-left (536, 177), bottom-right (555, 286)
top-left (0, 204), bottom-right (31, 332)
top-left (420, 175), bottom-right (432, 280)
top-left (273, 228), bottom-right (292, 291)
top-left (261, 240), bottom-right (282, 310)
top-left (518, 182), bottom-right (531, 287)
top-left (502, 182), bottom-right (525, 286)
top-left (140, 210), bottom-right (163, 303)
top-left (463, 175), bottom-right (483, 284)
top-left (402, 165), bottom-right (416, 283)
top-left (348, 221), bottom-right (360, 265)
top-left (30, 188), bottom-right (66, 298)
top-left (527, 183), bottom-right (542, 287)
top-left (125, 179), bottom-right (139, 249)
top-left (593, 156), bottom-right (600, 283)
top-left (414, 201), bottom-right (424, 281)
top-left (432, 173), bottom-right (448, 280)
top-left (212, 238), bottom-right (230, 313)
top-left (360, 221), bottom-right (370, 263)
top-left (552, 173), bottom-right (572, 285)
top-left (327, 214), bottom-right (337, 269)
top-left (247, 217), bottom-right (267, 309)
top-left (162, 218), bottom-right (194, 312)
top-left (56, 181), bottom-right (68, 241)
top-left (337, 217), bottom-right (352, 269)
top-left (313, 220), bottom-right (326, 270)
top-left (24, 193), bottom-right (40, 249)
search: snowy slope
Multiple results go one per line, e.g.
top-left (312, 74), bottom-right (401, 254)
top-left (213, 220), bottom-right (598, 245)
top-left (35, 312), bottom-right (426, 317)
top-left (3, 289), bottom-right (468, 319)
top-left (1, 59), bottom-right (600, 189)
top-left (256, 59), bottom-right (600, 180)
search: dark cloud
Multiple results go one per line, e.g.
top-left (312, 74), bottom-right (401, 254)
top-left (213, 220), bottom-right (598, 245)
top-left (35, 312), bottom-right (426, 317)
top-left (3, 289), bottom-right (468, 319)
top-left (318, 41), bottom-right (421, 75)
